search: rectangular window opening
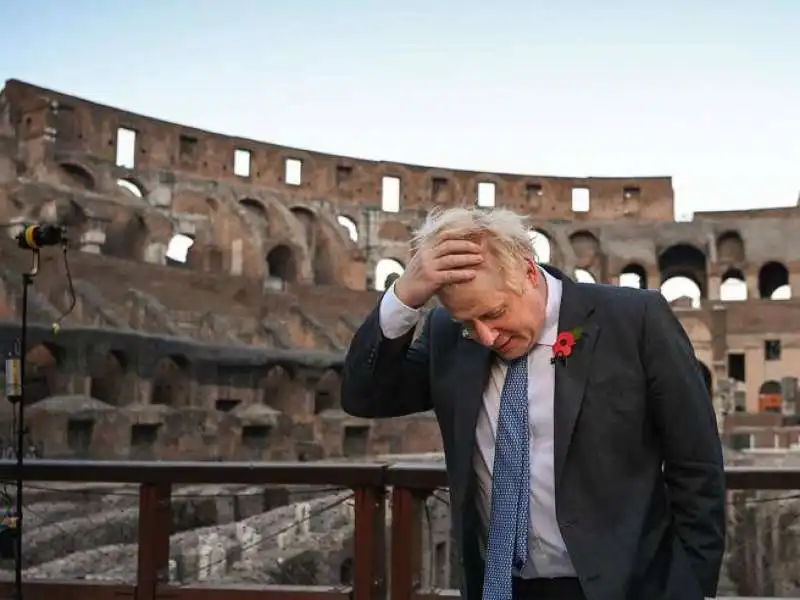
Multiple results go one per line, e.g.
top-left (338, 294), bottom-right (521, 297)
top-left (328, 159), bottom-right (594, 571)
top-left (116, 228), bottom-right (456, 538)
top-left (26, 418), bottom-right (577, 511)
top-left (179, 134), bottom-right (197, 158)
top-left (336, 165), bottom-right (353, 186)
top-left (285, 158), bottom-right (302, 185)
top-left (765, 339), bottom-right (781, 361)
top-left (67, 419), bottom-right (94, 454)
top-left (571, 187), bottom-right (590, 212)
top-left (729, 433), bottom-right (753, 451)
top-left (116, 127), bottom-right (137, 169)
top-left (623, 186), bottom-right (641, 199)
top-left (343, 425), bottom-right (370, 457)
top-left (130, 423), bottom-right (160, 459)
top-left (526, 183), bottom-right (543, 198)
top-left (727, 353), bottom-right (745, 382)
top-left (234, 149), bottom-right (251, 177)
top-left (242, 424), bottom-right (271, 449)
top-left (381, 176), bottom-right (400, 212)
top-left (477, 182), bottom-right (496, 208)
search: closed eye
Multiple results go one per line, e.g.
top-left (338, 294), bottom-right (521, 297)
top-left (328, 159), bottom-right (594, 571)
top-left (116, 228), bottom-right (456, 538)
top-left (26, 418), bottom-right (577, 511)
top-left (482, 308), bottom-right (506, 321)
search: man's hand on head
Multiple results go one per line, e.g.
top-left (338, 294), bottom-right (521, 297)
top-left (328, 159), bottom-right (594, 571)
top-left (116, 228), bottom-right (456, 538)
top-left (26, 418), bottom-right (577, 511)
top-left (394, 230), bottom-right (483, 308)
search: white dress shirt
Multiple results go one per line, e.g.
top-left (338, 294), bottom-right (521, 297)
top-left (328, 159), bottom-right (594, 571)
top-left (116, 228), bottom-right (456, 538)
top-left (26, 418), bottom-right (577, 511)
top-left (378, 269), bottom-right (576, 579)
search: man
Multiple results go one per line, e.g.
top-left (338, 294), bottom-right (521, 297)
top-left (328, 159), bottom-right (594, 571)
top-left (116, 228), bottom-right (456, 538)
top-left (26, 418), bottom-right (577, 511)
top-left (341, 207), bottom-right (726, 600)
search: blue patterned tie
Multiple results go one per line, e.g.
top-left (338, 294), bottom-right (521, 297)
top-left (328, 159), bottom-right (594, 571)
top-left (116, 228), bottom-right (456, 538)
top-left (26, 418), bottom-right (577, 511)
top-left (482, 355), bottom-right (531, 600)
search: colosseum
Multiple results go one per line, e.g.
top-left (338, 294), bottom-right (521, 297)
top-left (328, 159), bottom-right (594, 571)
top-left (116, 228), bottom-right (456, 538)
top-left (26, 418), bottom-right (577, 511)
top-left (0, 79), bottom-right (798, 597)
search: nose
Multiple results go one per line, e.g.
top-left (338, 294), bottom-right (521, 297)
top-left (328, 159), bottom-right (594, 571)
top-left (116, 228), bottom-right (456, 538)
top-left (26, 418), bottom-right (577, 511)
top-left (472, 321), bottom-right (499, 347)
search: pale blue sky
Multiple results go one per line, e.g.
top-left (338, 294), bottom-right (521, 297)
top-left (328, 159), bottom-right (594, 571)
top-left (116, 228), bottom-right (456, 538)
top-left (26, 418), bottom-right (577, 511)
top-left (1, 0), bottom-right (798, 219)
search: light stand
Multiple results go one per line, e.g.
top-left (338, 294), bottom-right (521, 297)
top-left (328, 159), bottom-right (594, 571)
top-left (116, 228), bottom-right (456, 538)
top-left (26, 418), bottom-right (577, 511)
top-left (14, 258), bottom-right (35, 600)
top-left (4, 224), bottom-right (68, 600)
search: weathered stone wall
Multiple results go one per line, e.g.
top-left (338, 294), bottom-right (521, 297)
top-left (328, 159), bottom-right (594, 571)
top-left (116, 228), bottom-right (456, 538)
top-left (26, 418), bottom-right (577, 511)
top-left (0, 79), bottom-right (798, 592)
top-left (0, 79), bottom-right (797, 459)
top-left (724, 451), bottom-right (800, 596)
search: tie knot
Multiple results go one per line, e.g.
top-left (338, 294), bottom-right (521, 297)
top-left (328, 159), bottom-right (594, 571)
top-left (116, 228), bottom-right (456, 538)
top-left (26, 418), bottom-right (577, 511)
top-left (504, 355), bottom-right (527, 369)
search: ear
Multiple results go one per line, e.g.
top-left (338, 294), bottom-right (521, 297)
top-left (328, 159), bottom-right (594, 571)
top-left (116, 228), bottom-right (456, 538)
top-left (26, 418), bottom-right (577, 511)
top-left (523, 257), bottom-right (537, 282)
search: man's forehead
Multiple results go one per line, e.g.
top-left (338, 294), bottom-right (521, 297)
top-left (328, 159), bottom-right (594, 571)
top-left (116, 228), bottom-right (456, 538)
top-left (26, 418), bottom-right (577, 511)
top-left (439, 278), bottom-right (505, 320)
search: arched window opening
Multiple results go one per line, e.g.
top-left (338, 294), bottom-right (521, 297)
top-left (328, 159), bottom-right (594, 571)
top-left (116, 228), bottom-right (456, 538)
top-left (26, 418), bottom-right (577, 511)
top-left (375, 258), bottom-right (404, 291)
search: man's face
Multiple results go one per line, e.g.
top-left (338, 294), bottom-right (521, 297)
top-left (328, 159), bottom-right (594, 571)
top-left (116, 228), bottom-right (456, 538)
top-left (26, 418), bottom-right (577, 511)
top-left (438, 253), bottom-right (547, 360)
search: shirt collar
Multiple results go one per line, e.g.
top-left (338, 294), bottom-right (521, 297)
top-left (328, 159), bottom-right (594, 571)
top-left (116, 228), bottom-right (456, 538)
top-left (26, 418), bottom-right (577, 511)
top-left (539, 267), bottom-right (562, 347)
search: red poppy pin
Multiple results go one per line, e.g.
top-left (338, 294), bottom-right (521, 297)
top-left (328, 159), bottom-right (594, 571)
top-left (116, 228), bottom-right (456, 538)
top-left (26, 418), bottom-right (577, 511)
top-left (551, 327), bottom-right (584, 365)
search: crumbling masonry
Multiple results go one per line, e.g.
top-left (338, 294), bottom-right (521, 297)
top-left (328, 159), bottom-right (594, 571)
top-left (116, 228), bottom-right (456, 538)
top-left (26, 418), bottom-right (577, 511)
top-left (0, 78), bottom-right (799, 596)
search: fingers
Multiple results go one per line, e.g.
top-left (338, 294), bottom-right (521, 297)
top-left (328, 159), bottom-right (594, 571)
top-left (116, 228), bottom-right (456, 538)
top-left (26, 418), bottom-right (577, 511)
top-left (439, 269), bottom-right (477, 284)
top-left (424, 234), bottom-right (483, 288)
top-left (405, 230), bottom-right (484, 299)
top-left (435, 252), bottom-right (483, 270)
top-left (431, 238), bottom-right (483, 258)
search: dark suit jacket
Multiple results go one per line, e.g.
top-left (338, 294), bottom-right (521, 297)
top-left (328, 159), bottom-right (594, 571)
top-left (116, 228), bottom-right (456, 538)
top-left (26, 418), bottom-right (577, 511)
top-left (341, 266), bottom-right (726, 600)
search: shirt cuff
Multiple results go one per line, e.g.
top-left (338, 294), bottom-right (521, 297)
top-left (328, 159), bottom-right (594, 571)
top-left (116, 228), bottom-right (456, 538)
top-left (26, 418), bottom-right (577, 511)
top-left (379, 281), bottom-right (421, 339)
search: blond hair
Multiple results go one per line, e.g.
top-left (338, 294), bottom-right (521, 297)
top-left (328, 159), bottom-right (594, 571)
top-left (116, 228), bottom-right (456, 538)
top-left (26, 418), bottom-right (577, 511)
top-left (410, 207), bottom-right (535, 292)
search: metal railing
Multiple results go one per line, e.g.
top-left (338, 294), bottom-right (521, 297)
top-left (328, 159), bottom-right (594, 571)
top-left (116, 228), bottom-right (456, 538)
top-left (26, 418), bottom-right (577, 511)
top-left (0, 460), bottom-right (797, 600)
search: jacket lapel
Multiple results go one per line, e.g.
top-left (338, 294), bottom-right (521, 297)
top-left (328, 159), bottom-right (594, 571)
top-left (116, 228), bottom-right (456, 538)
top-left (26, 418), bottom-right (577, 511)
top-left (452, 333), bottom-right (493, 488)
top-left (445, 266), bottom-right (600, 494)
top-left (546, 267), bottom-right (600, 487)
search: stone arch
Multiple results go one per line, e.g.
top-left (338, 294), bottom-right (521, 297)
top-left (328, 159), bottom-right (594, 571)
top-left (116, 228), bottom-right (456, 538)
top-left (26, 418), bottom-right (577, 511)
top-left (375, 258), bottom-right (405, 291)
top-left (290, 206), bottom-right (316, 248)
top-left (758, 380), bottom-right (782, 413)
top-left (698, 361), bottom-right (713, 395)
top-left (234, 198), bottom-right (271, 274)
top-left (103, 212), bottom-right (149, 261)
top-left (151, 355), bottom-right (190, 408)
top-left (266, 244), bottom-right (299, 282)
top-left (240, 198), bottom-right (269, 223)
top-left (337, 215), bottom-right (358, 242)
top-left (135, 211), bottom-right (175, 265)
top-left (117, 178), bottom-right (145, 199)
top-left (658, 244), bottom-right (707, 306)
top-left (303, 210), bottom-right (351, 285)
top-left (197, 191), bottom-right (286, 279)
top-left (58, 162), bottom-right (95, 190)
top-left (758, 261), bottom-right (791, 300)
top-left (528, 229), bottom-right (552, 264)
top-left (260, 364), bottom-right (294, 413)
top-left (716, 230), bottom-right (745, 264)
top-left (619, 263), bottom-right (647, 289)
top-left (244, 196), bottom-right (314, 280)
top-left (317, 215), bottom-right (360, 285)
top-left (568, 230), bottom-right (600, 270)
top-left (165, 192), bottom-right (223, 270)
top-left (89, 350), bottom-right (127, 406)
top-left (661, 277), bottom-right (702, 307)
top-left (25, 342), bottom-right (62, 404)
top-left (314, 370), bottom-right (341, 414)
top-left (720, 267), bottom-right (747, 301)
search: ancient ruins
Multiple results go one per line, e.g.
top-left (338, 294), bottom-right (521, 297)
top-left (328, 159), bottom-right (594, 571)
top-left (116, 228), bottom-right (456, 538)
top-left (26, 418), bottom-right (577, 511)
top-left (0, 79), bottom-right (798, 595)
top-left (0, 78), bottom-right (797, 459)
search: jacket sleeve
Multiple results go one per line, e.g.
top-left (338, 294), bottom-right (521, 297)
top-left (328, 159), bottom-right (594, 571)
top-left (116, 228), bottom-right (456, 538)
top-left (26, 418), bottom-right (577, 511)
top-left (641, 291), bottom-right (726, 597)
top-left (340, 299), bottom-right (434, 418)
